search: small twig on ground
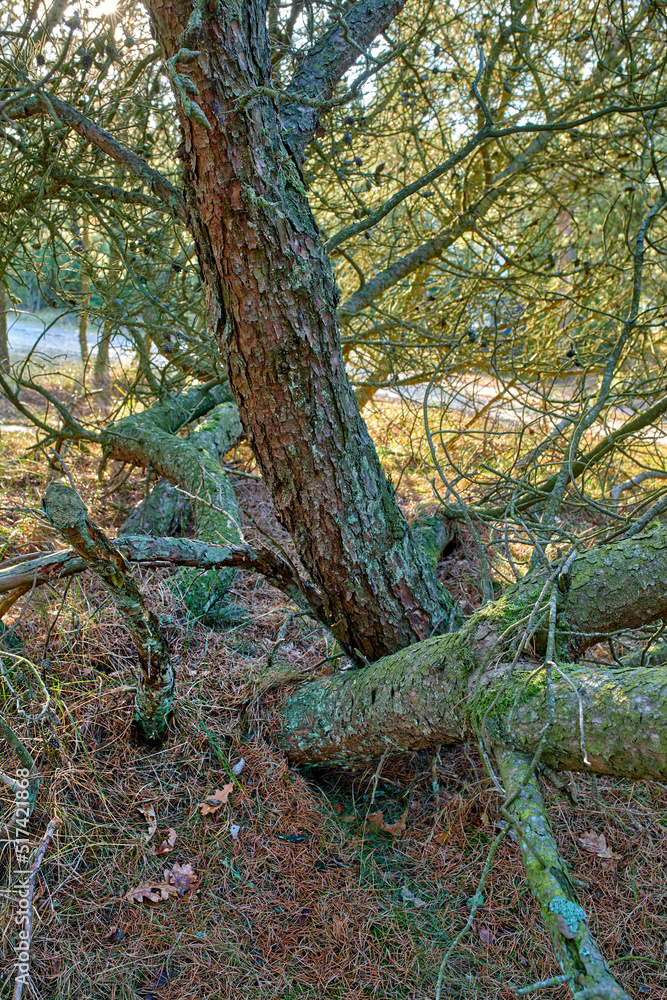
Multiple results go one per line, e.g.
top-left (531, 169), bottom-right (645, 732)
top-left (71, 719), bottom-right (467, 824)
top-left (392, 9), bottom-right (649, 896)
top-left (12, 814), bottom-right (62, 1000)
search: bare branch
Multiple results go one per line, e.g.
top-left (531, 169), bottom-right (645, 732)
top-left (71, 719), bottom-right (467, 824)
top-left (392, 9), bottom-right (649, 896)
top-left (280, 0), bottom-right (407, 163)
top-left (9, 93), bottom-right (187, 223)
top-left (497, 749), bottom-right (630, 1000)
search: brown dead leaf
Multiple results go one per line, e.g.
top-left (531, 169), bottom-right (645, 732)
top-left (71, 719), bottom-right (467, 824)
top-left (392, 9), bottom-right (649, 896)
top-left (125, 863), bottom-right (197, 904)
top-left (433, 831), bottom-right (449, 845)
top-left (125, 880), bottom-right (179, 904)
top-left (384, 808), bottom-right (408, 838)
top-left (137, 804), bottom-right (157, 842)
top-left (365, 807), bottom-right (407, 837)
top-left (199, 784), bottom-right (234, 816)
top-left (164, 862), bottom-right (197, 895)
top-left (579, 830), bottom-right (621, 862)
top-left (154, 828), bottom-right (177, 856)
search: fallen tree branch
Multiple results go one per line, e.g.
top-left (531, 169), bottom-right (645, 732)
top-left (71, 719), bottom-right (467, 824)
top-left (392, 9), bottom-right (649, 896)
top-left (0, 535), bottom-right (326, 627)
top-left (41, 484), bottom-right (174, 742)
top-left (497, 749), bottom-right (630, 1000)
top-left (12, 815), bottom-right (62, 1000)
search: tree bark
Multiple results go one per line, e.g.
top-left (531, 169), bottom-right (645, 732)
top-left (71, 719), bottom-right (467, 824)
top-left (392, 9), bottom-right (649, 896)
top-left (277, 522), bottom-right (667, 779)
top-left (145, 0), bottom-right (453, 661)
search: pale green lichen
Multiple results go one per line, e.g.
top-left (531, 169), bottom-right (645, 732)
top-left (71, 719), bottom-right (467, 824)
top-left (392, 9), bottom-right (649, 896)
top-left (548, 897), bottom-right (587, 933)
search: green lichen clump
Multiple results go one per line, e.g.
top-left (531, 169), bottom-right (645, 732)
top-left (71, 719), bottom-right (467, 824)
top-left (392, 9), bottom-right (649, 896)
top-left (548, 896), bottom-right (587, 934)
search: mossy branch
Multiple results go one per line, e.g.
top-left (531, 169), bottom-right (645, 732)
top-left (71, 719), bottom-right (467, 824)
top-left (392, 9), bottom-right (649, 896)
top-left (497, 749), bottom-right (630, 1000)
top-left (41, 484), bottom-right (174, 743)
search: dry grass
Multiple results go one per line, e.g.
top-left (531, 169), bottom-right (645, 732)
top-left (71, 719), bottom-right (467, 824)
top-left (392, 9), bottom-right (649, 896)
top-left (0, 409), bottom-right (666, 1000)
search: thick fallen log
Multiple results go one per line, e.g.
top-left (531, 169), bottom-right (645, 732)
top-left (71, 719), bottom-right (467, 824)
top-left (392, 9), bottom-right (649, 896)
top-left (278, 520), bottom-right (667, 778)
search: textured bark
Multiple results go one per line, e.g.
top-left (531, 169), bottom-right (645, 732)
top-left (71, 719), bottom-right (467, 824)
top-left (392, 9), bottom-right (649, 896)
top-left (104, 392), bottom-right (243, 624)
top-left (279, 0), bottom-right (407, 164)
top-left (145, 0), bottom-right (453, 661)
top-left (120, 479), bottom-right (192, 538)
top-left (41, 484), bottom-right (174, 742)
top-left (278, 526), bottom-right (667, 777)
top-left (559, 520), bottom-right (667, 655)
top-left (279, 614), bottom-right (667, 778)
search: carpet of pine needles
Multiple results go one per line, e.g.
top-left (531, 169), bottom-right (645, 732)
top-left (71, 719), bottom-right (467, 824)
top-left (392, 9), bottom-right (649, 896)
top-left (0, 401), bottom-right (666, 1000)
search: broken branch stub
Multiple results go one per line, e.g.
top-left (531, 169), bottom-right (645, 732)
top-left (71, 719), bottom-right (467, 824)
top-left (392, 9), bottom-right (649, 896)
top-left (41, 483), bottom-right (174, 742)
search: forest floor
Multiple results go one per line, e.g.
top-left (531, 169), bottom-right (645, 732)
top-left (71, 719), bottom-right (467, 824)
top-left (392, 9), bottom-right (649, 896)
top-left (0, 399), bottom-right (666, 1000)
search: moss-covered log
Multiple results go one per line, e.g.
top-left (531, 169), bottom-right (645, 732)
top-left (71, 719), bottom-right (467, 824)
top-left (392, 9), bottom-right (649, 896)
top-left (558, 519), bottom-right (667, 656)
top-left (120, 480), bottom-right (192, 538)
top-left (278, 521), bottom-right (667, 778)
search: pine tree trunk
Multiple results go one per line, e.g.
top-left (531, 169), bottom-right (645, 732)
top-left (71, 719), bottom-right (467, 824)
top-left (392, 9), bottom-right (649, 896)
top-left (146, 0), bottom-right (452, 661)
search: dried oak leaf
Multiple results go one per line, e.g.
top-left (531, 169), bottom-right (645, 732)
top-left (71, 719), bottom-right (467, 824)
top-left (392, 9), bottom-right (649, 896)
top-left (199, 784), bottom-right (234, 816)
top-left (365, 807), bottom-right (407, 837)
top-left (125, 880), bottom-right (179, 904)
top-left (579, 830), bottom-right (620, 862)
top-left (137, 804), bottom-right (157, 842)
top-left (154, 828), bottom-right (177, 856)
top-left (125, 863), bottom-right (197, 904)
top-left (164, 862), bottom-right (197, 896)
